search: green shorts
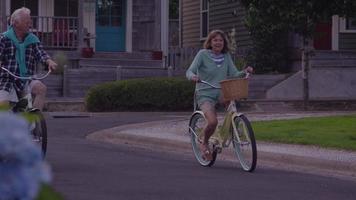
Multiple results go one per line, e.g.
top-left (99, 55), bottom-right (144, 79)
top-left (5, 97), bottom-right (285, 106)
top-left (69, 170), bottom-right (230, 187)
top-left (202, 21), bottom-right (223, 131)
top-left (196, 90), bottom-right (221, 107)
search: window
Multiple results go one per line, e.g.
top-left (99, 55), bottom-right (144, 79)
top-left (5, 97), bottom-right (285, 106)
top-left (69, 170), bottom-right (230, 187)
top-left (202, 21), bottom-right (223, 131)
top-left (11, 0), bottom-right (38, 15)
top-left (346, 17), bottom-right (356, 30)
top-left (54, 0), bottom-right (78, 30)
top-left (54, 0), bottom-right (78, 17)
top-left (11, 0), bottom-right (38, 28)
top-left (96, 0), bottom-right (124, 27)
top-left (340, 17), bottom-right (356, 33)
top-left (200, 0), bottom-right (209, 39)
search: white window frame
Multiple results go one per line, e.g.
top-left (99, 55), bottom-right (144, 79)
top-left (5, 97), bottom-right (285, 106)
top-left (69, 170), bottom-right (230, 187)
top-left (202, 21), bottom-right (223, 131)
top-left (200, 0), bottom-right (209, 40)
top-left (339, 17), bottom-right (356, 33)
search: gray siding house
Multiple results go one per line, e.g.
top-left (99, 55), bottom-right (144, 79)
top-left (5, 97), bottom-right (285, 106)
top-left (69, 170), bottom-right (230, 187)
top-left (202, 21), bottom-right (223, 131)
top-left (180, 0), bottom-right (251, 55)
top-left (178, 0), bottom-right (356, 101)
top-left (180, 0), bottom-right (356, 55)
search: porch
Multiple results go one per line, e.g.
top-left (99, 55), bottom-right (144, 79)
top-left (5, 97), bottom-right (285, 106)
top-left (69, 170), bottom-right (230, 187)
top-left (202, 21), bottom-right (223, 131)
top-left (30, 16), bottom-right (80, 50)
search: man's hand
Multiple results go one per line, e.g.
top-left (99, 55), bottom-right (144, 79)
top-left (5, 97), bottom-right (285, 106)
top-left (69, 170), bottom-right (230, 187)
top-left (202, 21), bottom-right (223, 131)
top-left (46, 59), bottom-right (57, 71)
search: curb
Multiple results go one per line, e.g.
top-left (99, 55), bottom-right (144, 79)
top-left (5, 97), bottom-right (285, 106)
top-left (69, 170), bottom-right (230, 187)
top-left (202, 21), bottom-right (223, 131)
top-left (87, 120), bottom-right (356, 181)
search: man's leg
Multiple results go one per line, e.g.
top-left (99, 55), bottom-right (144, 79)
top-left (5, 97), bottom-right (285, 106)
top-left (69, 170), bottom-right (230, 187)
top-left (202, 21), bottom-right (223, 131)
top-left (30, 80), bottom-right (47, 111)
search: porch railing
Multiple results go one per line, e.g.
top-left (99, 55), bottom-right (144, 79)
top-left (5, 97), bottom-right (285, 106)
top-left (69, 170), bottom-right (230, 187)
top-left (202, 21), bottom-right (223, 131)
top-left (30, 16), bottom-right (79, 49)
top-left (167, 47), bottom-right (200, 70)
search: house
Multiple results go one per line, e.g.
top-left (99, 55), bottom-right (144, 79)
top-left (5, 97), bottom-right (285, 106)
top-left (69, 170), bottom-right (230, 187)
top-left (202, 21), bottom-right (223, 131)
top-left (0, 0), bottom-right (176, 98)
top-left (0, 0), bottom-right (170, 64)
top-left (178, 0), bottom-right (356, 101)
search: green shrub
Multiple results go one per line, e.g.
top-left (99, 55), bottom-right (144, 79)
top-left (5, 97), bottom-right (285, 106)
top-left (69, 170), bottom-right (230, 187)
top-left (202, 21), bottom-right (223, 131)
top-left (85, 77), bottom-right (195, 112)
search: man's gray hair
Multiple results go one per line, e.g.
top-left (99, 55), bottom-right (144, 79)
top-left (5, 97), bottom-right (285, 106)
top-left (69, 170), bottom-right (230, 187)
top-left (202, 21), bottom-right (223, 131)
top-left (10, 7), bottom-right (31, 25)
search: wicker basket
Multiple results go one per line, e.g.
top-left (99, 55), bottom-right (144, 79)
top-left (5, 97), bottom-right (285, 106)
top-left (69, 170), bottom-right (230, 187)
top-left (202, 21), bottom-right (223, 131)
top-left (220, 78), bottom-right (248, 101)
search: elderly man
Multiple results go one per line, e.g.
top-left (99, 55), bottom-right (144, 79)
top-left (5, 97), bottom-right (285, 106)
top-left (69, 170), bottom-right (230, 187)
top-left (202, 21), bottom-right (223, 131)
top-left (0, 7), bottom-right (57, 110)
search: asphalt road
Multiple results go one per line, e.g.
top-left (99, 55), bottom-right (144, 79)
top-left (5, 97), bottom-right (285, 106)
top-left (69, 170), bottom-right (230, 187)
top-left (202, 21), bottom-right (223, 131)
top-left (46, 112), bottom-right (356, 200)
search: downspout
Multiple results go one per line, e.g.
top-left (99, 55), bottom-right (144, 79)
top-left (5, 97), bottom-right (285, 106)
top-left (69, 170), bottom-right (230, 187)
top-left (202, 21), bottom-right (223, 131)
top-left (126, 0), bottom-right (133, 52)
top-left (77, 0), bottom-right (84, 53)
top-left (179, 0), bottom-right (182, 48)
top-left (161, 0), bottom-right (169, 68)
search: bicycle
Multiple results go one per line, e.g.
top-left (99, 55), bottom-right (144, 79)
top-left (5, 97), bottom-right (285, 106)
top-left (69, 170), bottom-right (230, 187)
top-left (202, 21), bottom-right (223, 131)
top-left (188, 77), bottom-right (257, 172)
top-left (1, 67), bottom-right (51, 157)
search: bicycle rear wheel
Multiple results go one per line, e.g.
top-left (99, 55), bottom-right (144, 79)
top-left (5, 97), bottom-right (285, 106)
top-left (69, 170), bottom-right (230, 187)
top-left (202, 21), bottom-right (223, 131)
top-left (31, 110), bottom-right (47, 157)
top-left (231, 114), bottom-right (257, 172)
top-left (189, 112), bottom-right (217, 167)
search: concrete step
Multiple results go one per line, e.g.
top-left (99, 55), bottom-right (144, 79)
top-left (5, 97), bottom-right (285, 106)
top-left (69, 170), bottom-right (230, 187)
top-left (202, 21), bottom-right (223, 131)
top-left (79, 58), bottom-right (163, 68)
top-left (312, 50), bottom-right (356, 59)
top-left (45, 98), bottom-right (85, 112)
top-left (93, 51), bottom-right (153, 60)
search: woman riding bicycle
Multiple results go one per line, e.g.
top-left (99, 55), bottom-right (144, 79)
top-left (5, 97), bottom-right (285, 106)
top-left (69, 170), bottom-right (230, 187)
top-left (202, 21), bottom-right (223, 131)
top-left (0, 7), bottom-right (57, 110)
top-left (186, 29), bottom-right (253, 161)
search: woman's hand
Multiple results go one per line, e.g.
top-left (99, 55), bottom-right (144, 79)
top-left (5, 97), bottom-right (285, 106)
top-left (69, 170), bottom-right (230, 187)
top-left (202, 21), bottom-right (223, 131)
top-left (244, 66), bottom-right (253, 78)
top-left (244, 66), bottom-right (254, 74)
top-left (191, 75), bottom-right (200, 82)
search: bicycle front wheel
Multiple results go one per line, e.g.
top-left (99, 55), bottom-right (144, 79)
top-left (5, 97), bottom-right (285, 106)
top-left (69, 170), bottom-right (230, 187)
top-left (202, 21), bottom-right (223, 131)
top-left (31, 111), bottom-right (47, 157)
top-left (189, 112), bottom-right (217, 167)
top-left (231, 114), bottom-right (257, 172)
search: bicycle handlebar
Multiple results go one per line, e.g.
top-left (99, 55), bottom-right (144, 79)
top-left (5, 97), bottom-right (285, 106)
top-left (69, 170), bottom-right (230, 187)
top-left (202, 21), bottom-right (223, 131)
top-left (1, 67), bottom-right (51, 80)
top-left (198, 72), bottom-right (250, 89)
top-left (199, 80), bottom-right (221, 89)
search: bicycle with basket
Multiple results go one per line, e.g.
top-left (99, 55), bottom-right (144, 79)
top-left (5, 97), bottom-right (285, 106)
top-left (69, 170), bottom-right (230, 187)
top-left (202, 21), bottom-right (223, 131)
top-left (188, 75), bottom-right (257, 172)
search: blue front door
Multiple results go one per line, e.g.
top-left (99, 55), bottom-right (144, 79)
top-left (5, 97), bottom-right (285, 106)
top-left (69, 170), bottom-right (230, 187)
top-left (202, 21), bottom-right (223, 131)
top-left (96, 0), bottom-right (125, 52)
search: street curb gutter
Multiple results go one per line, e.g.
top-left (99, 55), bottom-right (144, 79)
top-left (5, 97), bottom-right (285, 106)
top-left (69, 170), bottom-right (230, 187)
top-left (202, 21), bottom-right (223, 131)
top-left (87, 121), bottom-right (356, 182)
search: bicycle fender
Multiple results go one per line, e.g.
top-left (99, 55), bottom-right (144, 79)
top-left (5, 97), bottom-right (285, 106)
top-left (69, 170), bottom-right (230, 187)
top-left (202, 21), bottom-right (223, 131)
top-left (189, 111), bottom-right (205, 125)
top-left (231, 112), bottom-right (244, 119)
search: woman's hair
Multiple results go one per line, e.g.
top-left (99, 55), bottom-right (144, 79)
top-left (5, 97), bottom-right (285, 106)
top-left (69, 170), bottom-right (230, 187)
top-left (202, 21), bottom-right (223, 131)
top-left (10, 7), bottom-right (31, 25)
top-left (203, 30), bottom-right (230, 53)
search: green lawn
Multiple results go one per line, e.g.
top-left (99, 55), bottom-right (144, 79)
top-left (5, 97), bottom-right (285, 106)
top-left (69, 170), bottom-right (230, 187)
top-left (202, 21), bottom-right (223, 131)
top-left (252, 115), bottom-right (356, 151)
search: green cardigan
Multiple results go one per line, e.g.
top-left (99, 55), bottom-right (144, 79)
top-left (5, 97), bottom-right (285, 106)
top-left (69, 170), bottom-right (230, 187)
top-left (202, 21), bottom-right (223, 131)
top-left (186, 49), bottom-right (245, 102)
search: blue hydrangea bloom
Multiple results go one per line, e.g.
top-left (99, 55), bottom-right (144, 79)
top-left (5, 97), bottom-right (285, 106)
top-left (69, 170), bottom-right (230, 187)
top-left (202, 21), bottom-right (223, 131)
top-left (0, 112), bottom-right (51, 200)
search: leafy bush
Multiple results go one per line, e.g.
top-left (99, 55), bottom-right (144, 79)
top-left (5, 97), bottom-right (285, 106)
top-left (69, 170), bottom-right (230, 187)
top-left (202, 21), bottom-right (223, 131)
top-left (85, 77), bottom-right (195, 112)
top-left (0, 113), bottom-right (53, 200)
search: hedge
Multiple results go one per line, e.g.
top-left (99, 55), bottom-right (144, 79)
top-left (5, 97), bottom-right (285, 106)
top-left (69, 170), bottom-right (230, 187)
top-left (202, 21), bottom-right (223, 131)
top-left (85, 77), bottom-right (195, 112)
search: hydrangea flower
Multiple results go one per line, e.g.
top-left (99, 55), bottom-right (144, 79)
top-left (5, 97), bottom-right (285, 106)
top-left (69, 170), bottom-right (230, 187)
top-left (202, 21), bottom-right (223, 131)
top-left (0, 112), bottom-right (51, 200)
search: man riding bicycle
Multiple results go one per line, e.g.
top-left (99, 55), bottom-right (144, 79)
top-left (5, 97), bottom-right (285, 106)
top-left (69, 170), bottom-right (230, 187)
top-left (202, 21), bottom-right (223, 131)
top-left (0, 7), bottom-right (57, 110)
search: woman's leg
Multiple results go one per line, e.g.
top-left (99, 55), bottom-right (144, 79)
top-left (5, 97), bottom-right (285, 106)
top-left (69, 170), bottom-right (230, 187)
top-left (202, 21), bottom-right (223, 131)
top-left (200, 101), bottom-right (218, 145)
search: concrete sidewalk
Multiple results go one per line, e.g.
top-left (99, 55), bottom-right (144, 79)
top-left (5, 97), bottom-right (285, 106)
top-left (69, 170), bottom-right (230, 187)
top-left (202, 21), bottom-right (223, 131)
top-left (87, 111), bottom-right (356, 181)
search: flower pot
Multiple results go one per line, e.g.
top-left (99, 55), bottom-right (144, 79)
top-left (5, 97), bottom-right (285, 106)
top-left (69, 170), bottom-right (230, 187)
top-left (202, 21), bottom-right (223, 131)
top-left (81, 47), bottom-right (94, 58)
top-left (152, 51), bottom-right (163, 60)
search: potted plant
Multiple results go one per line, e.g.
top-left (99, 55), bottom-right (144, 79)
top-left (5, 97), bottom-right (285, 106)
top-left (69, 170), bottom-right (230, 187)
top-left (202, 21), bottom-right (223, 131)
top-left (81, 32), bottom-right (94, 58)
